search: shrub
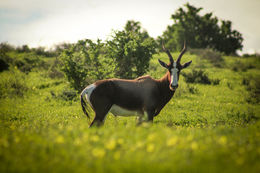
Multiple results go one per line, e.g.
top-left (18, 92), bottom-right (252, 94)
top-left (106, 21), bottom-right (157, 79)
top-left (31, 47), bottom-right (55, 57)
top-left (0, 53), bottom-right (10, 72)
top-left (13, 54), bottom-right (47, 73)
top-left (182, 69), bottom-right (211, 84)
top-left (50, 89), bottom-right (77, 101)
top-left (60, 89), bottom-right (77, 101)
top-left (211, 78), bottom-right (220, 85)
top-left (242, 76), bottom-right (260, 104)
top-left (231, 60), bottom-right (255, 72)
top-left (182, 69), bottom-right (220, 85)
top-left (187, 84), bottom-right (199, 94)
top-left (0, 58), bottom-right (9, 72)
top-left (60, 39), bottom-right (114, 92)
top-left (0, 42), bottom-right (15, 52)
top-left (0, 44), bottom-right (13, 72)
top-left (0, 69), bottom-right (28, 98)
top-left (53, 43), bottom-right (74, 56)
top-left (48, 58), bottom-right (64, 79)
top-left (16, 45), bottom-right (30, 53)
top-left (189, 49), bottom-right (224, 67)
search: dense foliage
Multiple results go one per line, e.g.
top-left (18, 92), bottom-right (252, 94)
top-left (160, 3), bottom-right (243, 55)
top-left (60, 39), bottom-right (114, 91)
top-left (60, 21), bottom-right (157, 91)
top-left (107, 21), bottom-right (157, 79)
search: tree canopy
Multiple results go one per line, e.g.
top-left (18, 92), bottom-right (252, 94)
top-left (159, 3), bottom-right (243, 55)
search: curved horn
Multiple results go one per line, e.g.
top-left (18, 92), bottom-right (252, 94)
top-left (176, 41), bottom-right (187, 64)
top-left (162, 41), bottom-right (174, 64)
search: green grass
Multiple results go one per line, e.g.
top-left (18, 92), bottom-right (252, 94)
top-left (0, 52), bottom-right (260, 173)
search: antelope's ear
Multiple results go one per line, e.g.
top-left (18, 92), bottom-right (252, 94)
top-left (158, 59), bottom-right (169, 69)
top-left (182, 60), bottom-right (192, 69)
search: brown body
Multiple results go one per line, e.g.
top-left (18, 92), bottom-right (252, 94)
top-left (80, 42), bottom-right (191, 127)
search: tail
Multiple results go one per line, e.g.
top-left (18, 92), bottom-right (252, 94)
top-left (80, 93), bottom-right (90, 119)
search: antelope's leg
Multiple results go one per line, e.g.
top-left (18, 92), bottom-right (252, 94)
top-left (137, 113), bottom-right (145, 125)
top-left (147, 109), bottom-right (155, 122)
top-left (89, 103), bottom-right (112, 127)
top-left (90, 116), bottom-right (103, 127)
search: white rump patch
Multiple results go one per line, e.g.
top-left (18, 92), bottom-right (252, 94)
top-left (81, 84), bottom-right (96, 107)
top-left (109, 105), bottom-right (142, 117)
top-left (170, 62), bottom-right (178, 86)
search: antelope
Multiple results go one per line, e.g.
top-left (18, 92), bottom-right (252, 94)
top-left (80, 43), bottom-right (192, 127)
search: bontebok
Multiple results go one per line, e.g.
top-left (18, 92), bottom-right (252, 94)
top-left (80, 43), bottom-right (192, 127)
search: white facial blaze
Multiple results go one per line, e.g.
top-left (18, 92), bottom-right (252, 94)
top-left (170, 62), bottom-right (178, 87)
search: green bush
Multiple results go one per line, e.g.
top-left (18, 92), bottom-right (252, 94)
top-left (50, 89), bottom-right (77, 101)
top-left (0, 44), bottom-right (13, 72)
top-left (231, 60), bottom-right (255, 72)
top-left (106, 21), bottom-right (157, 79)
top-left (0, 42), bottom-right (15, 52)
top-left (60, 21), bottom-right (157, 91)
top-left (182, 69), bottom-right (211, 84)
top-left (60, 39), bottom-right (114, 92)
top-left (182, 69), bottom-right (220, 85)
top-left (0, 54), bottom-right (10, 72)
top-left (242, 76), bottom-right (260, 104)
top-left (48, 58), bottom-right (64, 79)
top-left (189, 49), bottom-right (224, 67)
top-left (13, 54), bottom-right (47, 73)
top-left (0, 69), bottom-right (28, 98)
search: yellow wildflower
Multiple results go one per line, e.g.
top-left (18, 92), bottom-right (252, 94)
top-left (146, 143), bottom-right (155, 152)
top-left (106, 139), bottom-right (116, 150)
top-left (136, 141), bottom-right (144, 148)
top-left (92, 148), bottom-right (105, 158)
top-left (167, 136), bottom-right (178, 146)
top-left (191, 142), bottom-right (198, 150)
top-left (218, 136), bottom-right (227, 145)
top-left (147, 133), bottom-right (156, 141)
top-left (90, 135), bottom-right (99, 142)
top-left (55, 135), bottom-right (64, 144)
top-left (117, 138), bottom-right (124, 145)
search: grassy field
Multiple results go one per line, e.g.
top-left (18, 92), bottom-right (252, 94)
top-left (0, 51), bottom-right (260, 173)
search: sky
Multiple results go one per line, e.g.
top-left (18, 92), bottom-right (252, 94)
top-left (0, 0), bottom-right (260, 54)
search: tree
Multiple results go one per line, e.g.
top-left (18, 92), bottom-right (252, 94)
top-left (160, 3), bottom-right (243, 55)
top-left (107, 20), bottom-right (157, 79)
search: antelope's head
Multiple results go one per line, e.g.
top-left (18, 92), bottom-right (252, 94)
top-left (158, 42), bottom-right (192, 91)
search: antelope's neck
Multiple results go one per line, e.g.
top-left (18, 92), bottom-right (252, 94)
top-left (158, 71), bottom-right (174, 97)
